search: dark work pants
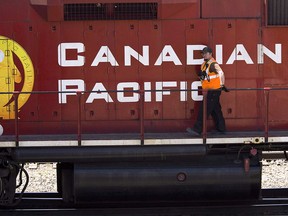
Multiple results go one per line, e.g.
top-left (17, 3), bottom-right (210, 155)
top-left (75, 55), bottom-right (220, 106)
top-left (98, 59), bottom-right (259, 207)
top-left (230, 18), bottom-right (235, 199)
top-left (193, 90), bottom-right (226, 133)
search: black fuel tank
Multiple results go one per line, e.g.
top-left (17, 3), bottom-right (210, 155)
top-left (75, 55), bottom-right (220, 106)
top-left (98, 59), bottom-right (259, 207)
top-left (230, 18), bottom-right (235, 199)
top-left (59, 153), bottom-right (261, 204)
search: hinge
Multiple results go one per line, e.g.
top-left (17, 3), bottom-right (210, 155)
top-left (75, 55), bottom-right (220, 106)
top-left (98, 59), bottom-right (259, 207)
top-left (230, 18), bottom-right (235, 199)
top-left (6, 105), bottom-right (11, 112)
top-left (5, 50), bottom-right (10, 57)
top-left (5, 77), bottom-right (11, 84)
top-left (12, 68), bottom-right (17, 75)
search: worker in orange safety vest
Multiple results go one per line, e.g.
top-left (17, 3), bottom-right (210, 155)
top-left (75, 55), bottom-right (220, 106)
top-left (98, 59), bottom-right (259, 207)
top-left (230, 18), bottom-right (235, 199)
top-left (187, 46), bottom-right (227, 136)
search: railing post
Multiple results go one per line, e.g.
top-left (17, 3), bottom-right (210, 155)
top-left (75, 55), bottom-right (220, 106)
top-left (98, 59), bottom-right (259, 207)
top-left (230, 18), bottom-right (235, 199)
top-left (202, 90), bottom-right (207, 144)
top-left (139, 90), bottom-right (144, 145)
top-left (13, 91), bottom-right (20, 147)
top-left (264, 87), bottom-right (270, 143)
top-left (77, 91), bottom-right (82, 146)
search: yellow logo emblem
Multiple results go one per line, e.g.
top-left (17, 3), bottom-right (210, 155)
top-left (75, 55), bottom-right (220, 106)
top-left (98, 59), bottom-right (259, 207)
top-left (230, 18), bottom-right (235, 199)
top-left (0, 36), bottom-right (34, 119)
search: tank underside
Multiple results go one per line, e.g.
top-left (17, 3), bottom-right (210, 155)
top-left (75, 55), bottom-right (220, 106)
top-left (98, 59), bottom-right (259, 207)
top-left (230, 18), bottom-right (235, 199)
top-left (55, 148), bottom-right (261, 204)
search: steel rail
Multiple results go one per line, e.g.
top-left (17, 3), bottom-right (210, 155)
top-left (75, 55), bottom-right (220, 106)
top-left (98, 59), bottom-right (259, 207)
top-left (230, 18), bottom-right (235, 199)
top-left (2, 189), bottom-right (288, 216)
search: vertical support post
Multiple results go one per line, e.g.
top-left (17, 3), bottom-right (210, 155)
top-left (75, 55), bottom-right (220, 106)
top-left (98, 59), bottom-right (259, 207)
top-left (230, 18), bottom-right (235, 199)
top-left (139, 90), bottom-right (145, 145)
top-left (202, 90), bottom-right (208, 144)
top-left (77, 91), bottom-right (82, 146)
top-left (13, 92), bottom-right (19, 147)
top-left (264, 87), bottom-right (270, 143)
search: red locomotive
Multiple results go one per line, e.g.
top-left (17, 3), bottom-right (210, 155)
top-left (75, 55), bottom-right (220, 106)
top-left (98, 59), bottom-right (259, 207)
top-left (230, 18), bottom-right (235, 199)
top-left (0, 0), bottom-right (286, 206)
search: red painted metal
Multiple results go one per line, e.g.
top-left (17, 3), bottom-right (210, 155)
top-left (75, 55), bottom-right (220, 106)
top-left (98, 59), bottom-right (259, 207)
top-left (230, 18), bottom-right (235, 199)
top-left (0, 0), bottom-right (287, 140)
top-left (244, 158), bottom-right (250, 173)
top-left (201, 0), bottom-right (261, 18)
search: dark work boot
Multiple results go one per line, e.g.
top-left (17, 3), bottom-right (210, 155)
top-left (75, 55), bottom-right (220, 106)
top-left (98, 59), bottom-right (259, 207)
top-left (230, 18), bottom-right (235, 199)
top-left (186, 128), bottom-right (200, 136)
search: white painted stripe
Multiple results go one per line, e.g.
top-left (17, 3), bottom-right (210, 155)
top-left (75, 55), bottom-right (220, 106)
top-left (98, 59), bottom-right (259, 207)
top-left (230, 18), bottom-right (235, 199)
top-left (19, 141), bottom-right (78, 147)
top-left (0, 142), bottom-right (16, 147)
top-left (82, 140), bottom-right (141, 146)
top-left (268, 137), bottom-right (288, 143)
top-left (207, 137), bottom-right (265, 144)
top-left (144, 138), bottom-right (203, 145)
top-left (2, 136), bottom-right (287, 147)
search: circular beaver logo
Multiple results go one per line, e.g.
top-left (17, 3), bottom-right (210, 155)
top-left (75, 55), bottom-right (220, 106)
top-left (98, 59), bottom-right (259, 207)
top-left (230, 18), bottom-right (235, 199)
top-left (0, 36), bottom-right (34, 119)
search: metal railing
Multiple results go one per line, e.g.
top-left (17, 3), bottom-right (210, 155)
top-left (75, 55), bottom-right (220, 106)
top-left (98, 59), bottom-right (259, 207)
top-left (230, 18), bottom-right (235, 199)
top-left (200, 88), bottom-right (272, 145)
top-left (0, 87), bottom-right (285, 146)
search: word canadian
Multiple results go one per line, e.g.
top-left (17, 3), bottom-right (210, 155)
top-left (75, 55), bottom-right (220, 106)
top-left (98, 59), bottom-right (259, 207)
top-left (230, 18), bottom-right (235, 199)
top-left (58, 43), bottom-right (282, 67)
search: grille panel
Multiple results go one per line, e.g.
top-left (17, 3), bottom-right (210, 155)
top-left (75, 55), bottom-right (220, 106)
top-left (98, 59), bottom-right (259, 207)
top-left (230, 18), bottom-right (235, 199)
top-left (64, 3), bottom-right (158, 21)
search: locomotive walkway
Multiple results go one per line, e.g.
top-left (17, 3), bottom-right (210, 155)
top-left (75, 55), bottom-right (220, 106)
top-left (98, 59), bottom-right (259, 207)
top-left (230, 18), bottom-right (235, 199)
top-left (1, 130), bottom-right (288, 146)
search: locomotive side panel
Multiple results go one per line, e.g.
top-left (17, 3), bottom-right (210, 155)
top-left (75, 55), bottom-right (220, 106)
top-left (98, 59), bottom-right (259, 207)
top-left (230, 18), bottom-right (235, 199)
top-left (263, 27), bottom-right (288, 129)
top-left (0, 0), bottom-right (288, 135)
top-left (202, 0), bottom-right (262, 18)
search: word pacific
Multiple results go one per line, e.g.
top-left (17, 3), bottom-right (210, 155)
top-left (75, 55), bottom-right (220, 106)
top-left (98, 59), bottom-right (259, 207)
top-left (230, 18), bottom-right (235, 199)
top-left (58, 43), bottom-right (282, 67)
top-left (58, 80), bottom-right (203, 104)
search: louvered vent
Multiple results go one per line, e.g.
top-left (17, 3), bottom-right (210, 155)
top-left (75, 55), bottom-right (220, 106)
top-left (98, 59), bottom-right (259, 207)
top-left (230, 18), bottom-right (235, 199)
top-left (267, 0), bottom-right (288, 25)
top-left (64, 3), bottom-right (158, 21)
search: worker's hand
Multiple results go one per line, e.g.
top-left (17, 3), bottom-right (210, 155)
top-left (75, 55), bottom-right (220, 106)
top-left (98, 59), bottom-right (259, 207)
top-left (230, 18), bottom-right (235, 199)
top-left (221, 85), bottom-right (229, 92)
top-left (197, 71), bottom-right (207, 81)
top-left (197, 70), bottom-right (204, 77)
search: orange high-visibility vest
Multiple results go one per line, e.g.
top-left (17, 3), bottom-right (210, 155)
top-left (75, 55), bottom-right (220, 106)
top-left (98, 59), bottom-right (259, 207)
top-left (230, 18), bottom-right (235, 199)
top-left (201, 58), bottom-right (221, 89)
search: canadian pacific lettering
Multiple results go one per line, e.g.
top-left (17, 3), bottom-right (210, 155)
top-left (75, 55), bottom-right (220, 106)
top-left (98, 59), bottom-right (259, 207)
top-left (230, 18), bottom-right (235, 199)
top-left (57, 43), bottom-right (282, 104)
top-left (58, 80), bottom-right (203, 104)
top-left (58, 43), bottom-right (282, 67)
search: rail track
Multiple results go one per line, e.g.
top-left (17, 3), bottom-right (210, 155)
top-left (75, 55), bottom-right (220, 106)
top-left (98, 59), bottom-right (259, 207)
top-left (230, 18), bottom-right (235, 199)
top-left (1, 189), bottom-right (288, 216)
